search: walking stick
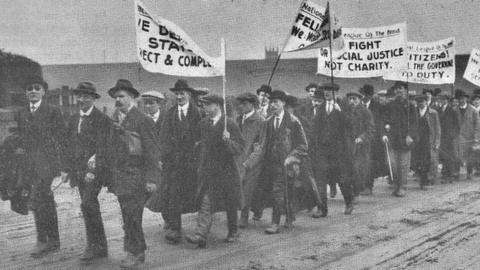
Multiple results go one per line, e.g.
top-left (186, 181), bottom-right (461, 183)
top-left (283, 166), bottom-right (292, 226)
top-left (385, 141), bottom-right (394, 183)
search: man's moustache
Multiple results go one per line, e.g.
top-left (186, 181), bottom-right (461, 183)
top-left (115, 101), bottom-right (122, 107)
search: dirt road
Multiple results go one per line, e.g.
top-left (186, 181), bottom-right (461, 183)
top-left (2, 176), bottom-right (480, 270)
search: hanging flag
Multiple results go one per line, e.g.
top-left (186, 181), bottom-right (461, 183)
top-left (384, 37), bottom-right (455, 84)
top-left (317, 22), bottom-right (408, 78)
top-left (282, 0), bottom-right (344, 53)
top-left (463, 48), bottom-right (480, 87)
top-left (134, 0), bottom-right (224, 77)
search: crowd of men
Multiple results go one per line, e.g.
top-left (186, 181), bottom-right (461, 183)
top-left (1, 75), bottom-right (480, 269)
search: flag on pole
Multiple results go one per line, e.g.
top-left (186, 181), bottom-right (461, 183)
top-left (134, 0), bottom-right (224, 77)
top-left (463, 48), bottom-right (480, 87)
top-left (282, 0), bottom-right (344, 53)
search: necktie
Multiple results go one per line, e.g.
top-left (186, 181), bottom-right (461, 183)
top-left (210, 119), bottom-right (215, 126)
top-left (78, 115), bottom-right (86, 134)
top-left (274, 117), bottom-right (280, 130)
top-left (180, 109), bottom-right (185, 121)
top-left (30, 104), bottom-right (36, 113)
top-left (327, 103), bottom-right (331, 114)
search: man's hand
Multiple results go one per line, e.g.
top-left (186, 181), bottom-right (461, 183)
top-left (158, 161), bottom-right (163, 171)
top-left (60, 171), bottom-right (69, 183)
top-left (385, 124), bottom-right (391, 132)
top-left (333, 103), bottom-right (341, 111)
top-left (146, 183), bottom-right (157, 193)
top-left (222, 130), bottom-right (230, 141)
top-left (355, 137), bottom-right (363, 144)
top-left (84, 172), bottom-right (95, 183)
top-left (382, 135), bottom-right (389, 144)
top-left (406, 136), bottom-right (414, 146)
top-left (87, 155), bottom-right (96, 170)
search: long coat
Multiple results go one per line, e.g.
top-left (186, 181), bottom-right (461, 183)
top-left (159, 103), bottom-right (202, 213)
top-left (412, 107), bottom-right (441, 173)
top-left (439, 104), bottom-right (460, 165)
top-left (235, 111), bottom-right (264, 207)
top-left (455, 105), bottom-right (480, 163)
top-left (367, 99), bottom-right (388, 178)
top-left (64, 107), bottom-right (112, 187)
top-left (196, 116), bottom-right (244, 211)
top-left (344, 104), bottom-right (375, 160)
top-left (17, 101), bottom-right (66, 205)
top-left (107, 107), bottom-right (162, 196)
top-left (382, 98), bottom-right (418, 151)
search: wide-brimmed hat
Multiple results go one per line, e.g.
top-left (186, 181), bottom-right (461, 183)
top-left (24, 75), bottom-right (48, 90)
top-left (318, 83), bottom-right (339, 92)
top-left (192, 87), bottom-right (209, 97)
top-left (455, 89), bottom-right (469, 99)
top-left (170, 79), bottom-right (194, 93)
top-left (359, 84), bottom-right (374, 97)
top-left (269, 90), bottom-right (288, 102)
top-left (73, 81), bottom-right (100, 99)
top-left (141, 90), bottom-right (165, 101)
top-left (347, 92), bottom-right (363, 99)
top-left (199, 94), bottom-right (224, 106)
top-left (285, 94), bottom-right (298, 108)
top-left (422, 88), bottom-right (434, 95)
top-left (108, 79), bottom-right (139, 98)
top-left (236, 92), bottom-right (258, 105)
top-left (256, 84), bottom-right (272, 95)
top-left (305, 83), bottom-right (318, 92)
top-left (415, 95), bottom-right (428, 102)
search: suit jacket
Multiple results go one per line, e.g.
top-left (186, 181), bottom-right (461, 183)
top-left (455, 105), bottom-right (480, 162)
top-left (439, 104), bottom-right (460, 141)
top-left (17, 101), bottom-right (66, 185)
top-left (420, 107), bottom-right (441, 149)
top-left (383, 98), bottom-right (418, 151)
top-left (344, 104), bottom-right (375, 157)
top-left (64, 107), bottom-right (112, 187)
top-left (107, 106), bottom-right (162, 196)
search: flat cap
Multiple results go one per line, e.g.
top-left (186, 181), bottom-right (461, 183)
top-left (236, 92), bottom-right (258, 104)
top-left (141, 91), bottom-right (165, 100)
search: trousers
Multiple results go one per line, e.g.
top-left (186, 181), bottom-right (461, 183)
top-left (118, 193), bottom-right (146, 255)
top-left (195, 193), bottom-right (237, 238)
top-left (78, 180), bottom-right (107, 250)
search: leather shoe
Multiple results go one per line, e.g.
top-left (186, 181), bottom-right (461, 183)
top-left (31, 241), bottom-right (59, 259)
top-left (185, 234), bottom-right (207, 248)
top-left (265, 224), bottom-right (280, 234)
top-left (344, 204), bottom-right (354, 215)
top-left (165, 230), bottom-right (181, 244)
top-left (238, 216), bottom-right (248, 229)
top-left (120, 252), bottom-right (145, 269)
top-left (79, 247), bottom-right (108, 262)
top-left (392, 189), bottom-right (406, 197)
top-left (312, 208), bottom-right (327, 218)
top-left (224, 232), bottom-right (240, 243)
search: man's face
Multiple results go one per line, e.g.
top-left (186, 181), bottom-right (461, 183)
top-left (75, 93), bottom-right (95, 112)
top-left (324, 91), bottom-right (333, 101)
top-left (175, 90), bottom-right (190, 106)
top-left (312, 98), bottom-right (324, 108)
top-left (378, 95), bottom-right (387, 105)
top-left (473, 98), bottom-right (480, 107)
top-left (348, 96), bottom-right (361, 107)
top-left (307, 87), bottom-right (316, 99)
top-left (25, 83), bottom-right (46, 103)
top-left (394, 86), bottom-right (407, 100)
top-left (238, 101), bottom-right (253, 115)
top-left (437, 98), bottom-right (447, 107)
top-left (451, 99), bottom-right (459, 108)
top-left (362, 95), bottom-right (372, 103)
top-left (114, 90), bottom-right (134, 113)
top-left (269, 99), bottom-right (285, 116)
top-left (418, 100), bottom-right (427, 109)
top-left (204, 103), bottom-right (219, 118)
top-left (143, 98), bottom-right (160, 115)
top-left (459, 97), bottom-right (468, 106)
top-left (425, 92), bottom-right (432, 102)
top-left (258, 92), bottom-right (269, 106)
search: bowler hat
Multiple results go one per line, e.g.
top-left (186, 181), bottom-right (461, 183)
top-left (391, 81), bottom-right (408, 90)
top-left (73, 81), bottom-right (101, 99)
top-left (269, 90), bottom-right (288, 102)
top-left (305, 83), bottom-right (318, 92)
top-left (318, 83), bottom-right (339, 92)
top-left (170, 79), bottom-right (193, 93)
top-left (359, 84), bottom-right (374, 97)
top-left (346, 92), bottom-right (363, 99)
top-left (455, 89), bottom-right (469, 99)
top-left (24, 75), bottom-right (48, 90)
top-left (256, 85), bottom-right (272, 95)
top-left (236, 92), bottom-right (258, 105)
top-left (199, 94), bottom-right (224, 106)
top-left (108, 79), bottom-right (139, 98)
top-left (422, 88), bottom-right (433, 95)
top-left (433, 88), bottom-right (442, 97)
top-left (141, 90), bottom-right (165, 101)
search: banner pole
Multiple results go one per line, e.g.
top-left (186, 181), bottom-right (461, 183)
top-left (327, 1), bottom-right (336, 101)
top-left (222, 39), bottom-right (227, 132)
top-left (267, 53), bottom-right (282, 87)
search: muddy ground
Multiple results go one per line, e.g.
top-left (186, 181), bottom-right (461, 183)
top-left (2, 174), bottom-right (480, 270)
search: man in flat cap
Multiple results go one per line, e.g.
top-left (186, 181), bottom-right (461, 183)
top-left (235, 92), bottom-right (265, 228)
top-left (160, 79), bottom-right (202, 244)
top-left (454, 89), bottom-right (480, 179)
top-left (412, 95), bottom-right (441, 189)
top-left (437, 94), bottom-right (460, 183)
top-left (16, 76), bottom-right (67, 258)
top-left (359, 84), bottom-right (386, 195)
top-left (344, 92), bottom-right (375, 201)
top-left (106, 79), bottom-right (162, 268)
top-left (185, 94), bottom-right (244, 247)
top-left (382, 81), bottom-right (418, 197)
top-left (61, 82), bottom-right (112, 263)
top-left (256, 85), bottom-right (272, 118)
top-left (245, 90), bottom-right (308, 234)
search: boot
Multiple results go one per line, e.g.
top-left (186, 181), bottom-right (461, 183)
top-left (224, 231), bottom-right (240, 243)
top-left (344, 203), bottom-right (354, 215)
top-left (265, 224), bottom-right (280, 234)
top-left (165, 229), bottom-right (181, 244)
top-left (238, 216), bottom-right (248, 229)
top-left (120, 252), bottom-right (145, 269)
top-left (185, 234), bottom-right (207, 248)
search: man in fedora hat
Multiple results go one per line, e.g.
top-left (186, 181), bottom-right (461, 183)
top-left (454, 89), bottom-right (480, 180)
top-left (245, 90), bottom-right (308, 234)
top-left (235, 92), bottom-right (265, 228)
top-left (382, 81), bottom-right (418, 197)
top-left (106, 79), bottom-right (162, 268)
top-left (160, 79), bottom-right (202, 244)
top-left (256, 85), bottom-right (272, 118)
top-left (16, 75), bottom-right (67, 258)
top-left (61, 81), bottom-right (112, 263)
top-left (437, 93), bottom-right (460, 183)
top-left (185, 94), bottom-right (244, 247)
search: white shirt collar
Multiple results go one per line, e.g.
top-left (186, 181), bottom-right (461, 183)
top-left (364, 100), bottom-right (371, 108)
top-left (419, 106), bottom-right (428, 116)
top-left (178, 102), bottom-right (190, 112)
top-left (150, 110), bottom-right (161, 122)
top-left (243, 109), bottom-right (255, 121)
top-left (80, 106), bottom-right (94, 117)
top-left (460, 104), bottom-right (468, 109)
top-left (30, 100), bottom-right (42, 111)
top-left (211, 112), bottom-right (222, 126)
top-left (274, 110), bottom-right (285, 127)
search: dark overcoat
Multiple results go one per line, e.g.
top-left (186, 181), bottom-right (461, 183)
top-left (367, 100), bottom-right (388, 178)
top-left (145, 112), bottom-right (166, 212)
top-left (455, 105), bottom-right (480, 163)
top-left (439, 104), bottom-right (460, 165)
top-left (382, 98), bottom-right (418, 151)
top-left (196, 116), bottom-right (244, 211)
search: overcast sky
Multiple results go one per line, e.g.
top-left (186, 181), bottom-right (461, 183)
top-left (1, 0), bottom-right (479, 65)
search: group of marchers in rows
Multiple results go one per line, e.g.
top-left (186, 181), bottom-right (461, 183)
top-left (0, 75), bottom-right (479, 269)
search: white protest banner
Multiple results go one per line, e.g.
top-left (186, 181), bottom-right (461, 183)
top-left (135, 0), bottom-right (224, 77)
top-left (317, 22), bottom-right (407, 78)
top-left (463, 48), bottom-right (480, 87)
top-left (283, 0), bottom-right (343, 52)
top-left (384, 37), bottom-right (455, 84)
